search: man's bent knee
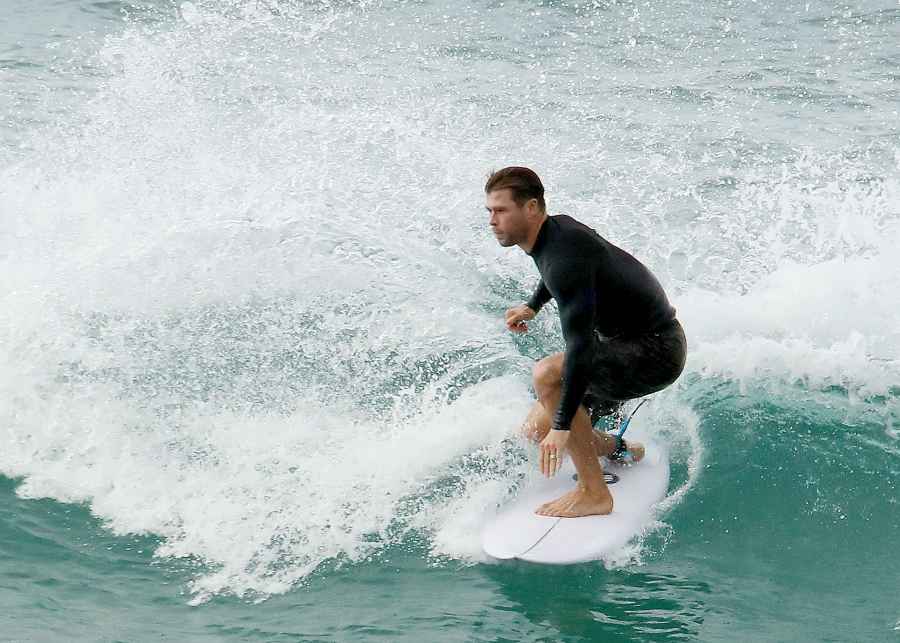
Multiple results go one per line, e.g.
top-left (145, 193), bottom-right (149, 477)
top-left (532, 354), bottom-right (564, 399)
top-left (521, 401), bottom-right (551, 443)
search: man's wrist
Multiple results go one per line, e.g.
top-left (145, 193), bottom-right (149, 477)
top-left (524, 301), bottom-right (540, 314)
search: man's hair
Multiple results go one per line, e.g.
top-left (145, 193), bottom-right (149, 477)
top-left (484, 166), bottom-right (546, 213)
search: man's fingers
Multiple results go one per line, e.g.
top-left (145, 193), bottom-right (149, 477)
top-left (505, 306), bottom-right (535, 334)
top-left (505, 307), bottom-right (529, 324)
top-left (506, 318), bottom-right (527, 333)
top-left (541, 447), bottom-right (559, 478)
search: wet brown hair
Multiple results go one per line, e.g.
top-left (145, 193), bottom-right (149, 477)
top-left (484, 166), bottom-right (546, 213)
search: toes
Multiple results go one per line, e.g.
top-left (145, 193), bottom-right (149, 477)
top-left (535, 503), bottom-right (564, 517)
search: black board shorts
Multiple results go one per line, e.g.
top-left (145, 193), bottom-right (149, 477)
top-left (582, 318), bottom-right (687, 426)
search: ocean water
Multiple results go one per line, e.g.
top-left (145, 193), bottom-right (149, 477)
top-left (1, 0), bottom-right (898, 640)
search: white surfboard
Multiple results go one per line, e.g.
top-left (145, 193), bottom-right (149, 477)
top-left (481, 440), bottom-right (669, 564)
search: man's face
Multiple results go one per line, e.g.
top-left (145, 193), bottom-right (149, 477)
top-left (486, 189), bottom-right (532, 248)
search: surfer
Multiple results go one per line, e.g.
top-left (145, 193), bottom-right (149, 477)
top-left (486, 167), bottom-right (686, 518)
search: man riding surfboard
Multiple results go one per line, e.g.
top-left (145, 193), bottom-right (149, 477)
top-left (485, 166), bottom-right (686, 518)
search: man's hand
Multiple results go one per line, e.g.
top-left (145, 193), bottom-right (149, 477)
top-left (539, 429), bottom-right (569, 477)
top-left (505, 304), bottom-right (536, 334)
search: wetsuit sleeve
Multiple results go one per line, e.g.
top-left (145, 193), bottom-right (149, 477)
top-left (551, 264), bottom-right (597, 431)
top-left (526, 279), bottom-right (552, 313)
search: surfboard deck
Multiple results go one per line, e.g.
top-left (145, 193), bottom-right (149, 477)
top-left (481, 440), bottom-right (669, 564)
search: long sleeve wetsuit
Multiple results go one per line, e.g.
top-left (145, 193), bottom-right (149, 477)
top-left (525, 215), bottom-right (676, 431)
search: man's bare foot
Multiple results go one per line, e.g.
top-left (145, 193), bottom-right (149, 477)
top-left (535, 488), bottom-right (613, 517)
top-left (593, 432), bottom-right (645, 464)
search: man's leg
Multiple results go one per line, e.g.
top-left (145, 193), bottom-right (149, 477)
top-left (526, 354), bottom-right (613, 517)
top-left (521, 399), bottom-right (645, 463)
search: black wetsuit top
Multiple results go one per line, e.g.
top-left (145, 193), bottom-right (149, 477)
top-left (525, 215), bottom-right (676, 431)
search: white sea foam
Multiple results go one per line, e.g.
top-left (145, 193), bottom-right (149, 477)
top-left (680, 239), bottom-right (900, 397)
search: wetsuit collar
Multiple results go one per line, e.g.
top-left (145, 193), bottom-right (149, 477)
top-left (526, 216), bottom-right (550, 256)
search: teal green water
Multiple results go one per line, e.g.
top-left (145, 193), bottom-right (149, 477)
top-left (3, 386), bottom-right (898, 641)
top-left (2, 0), bottom-right (899, 640)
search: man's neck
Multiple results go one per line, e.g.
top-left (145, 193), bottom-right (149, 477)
top-left (521, 214), bottom-right (549, 255)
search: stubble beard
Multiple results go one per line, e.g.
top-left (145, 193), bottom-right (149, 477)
top-left (495, 226), bottom-right (525, 248)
